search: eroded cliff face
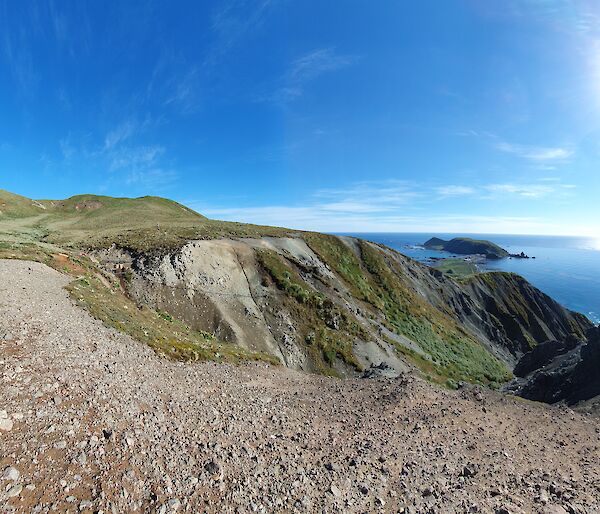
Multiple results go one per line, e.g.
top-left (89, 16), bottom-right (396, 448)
top-left (506, 327), bottom-right (600, 406)
top-left (92, 235), bottom-right (592, 385)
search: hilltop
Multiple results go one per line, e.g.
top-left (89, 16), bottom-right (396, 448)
top-left (424, 237), bottom-right (510, 260)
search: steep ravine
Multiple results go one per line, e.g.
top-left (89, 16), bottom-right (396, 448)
top-left (92, 234), bottom-right (591, 387)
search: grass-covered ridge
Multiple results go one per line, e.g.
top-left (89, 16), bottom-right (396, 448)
top-left (0, 191), bottom-right (296, 253)
top-left (303, 233), bottom-right (511, 386)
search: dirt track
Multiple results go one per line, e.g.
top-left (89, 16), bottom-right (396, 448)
top-left (1, 259), bottom-right (599, 513)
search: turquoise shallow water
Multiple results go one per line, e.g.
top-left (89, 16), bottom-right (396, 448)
top-left (340, 233), bottom-right (600, 325)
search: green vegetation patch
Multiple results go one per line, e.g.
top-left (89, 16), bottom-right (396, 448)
top-left (359, 241), bottom-right (511, 386)
top-left (0, 242), bottom-right (278, 366)
top-left (434, 258), bottom-right (478, 278)
top-left (257, 248), bottom-right (363, 375)
top-left (303, 233), bottom-right (511, 386)
top-left (303, 233), bottom-right (382, 308)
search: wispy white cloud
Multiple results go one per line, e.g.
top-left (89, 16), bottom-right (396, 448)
top-left (1, 19), bottom-right (38, 97)
top-left (104, 121), bottom-right (136, 150)
top-left (315, 181), bottom-right (419, 206)
top-left (264, 48), bottom-right (359, 103)
top-left (108, 145), bottom-right (165, 173)
top-left (288, 48), bottom-right (356, 82)
top-left (188, 178), bottom-right (582, 235)
top-left (126, 168), bottom-right (178, 188)
top-left (207, 0), bottom-right (278, 67)
top-left (436, 185), bottom-right (476, 197)
top-left (195, 203), bottom-right (575, 235)
top-left (45, 120), bottom-right (178, 192)
top-left (485, 182), bottom-right (576, 198)
top-left (163, 67), bottom-right (201, 113)
top-left (59, 136), bottom-right (76, 160)
top-left (495, 141), bottom-right (573, 161)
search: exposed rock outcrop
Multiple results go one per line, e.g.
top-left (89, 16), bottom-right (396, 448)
top-left (506, 327), bottom-right (600, 405)
top-left (92, 235), bottom-right (591, 384)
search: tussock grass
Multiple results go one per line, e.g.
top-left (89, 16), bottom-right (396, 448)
top-left (257, 248), bottom-right (363, 376)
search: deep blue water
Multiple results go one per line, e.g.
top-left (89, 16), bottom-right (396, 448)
top-left (340, 233), bottom-right (600, 325)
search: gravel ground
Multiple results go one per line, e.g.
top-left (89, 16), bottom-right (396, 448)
top-left (1, 259), bottom-right (600, 513)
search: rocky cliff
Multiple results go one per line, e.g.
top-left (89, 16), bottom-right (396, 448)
top-left (506, 326), bottom-right (600, 406)
top-left (92, 234), bottom-right (591, 386)
top-left (1, 190), bottom-right (592, 394)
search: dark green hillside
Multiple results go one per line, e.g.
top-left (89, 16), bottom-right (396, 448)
top-left (424, 237), bottom-right (509, 259)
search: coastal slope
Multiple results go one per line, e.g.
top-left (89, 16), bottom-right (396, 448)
top-left (1, 259), bottom-right (599, 513)
top-left (0, 191), bottom-right (592, 388)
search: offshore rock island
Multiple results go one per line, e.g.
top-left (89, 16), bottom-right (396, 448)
top-left (424, 237), bottom-right (532, 260)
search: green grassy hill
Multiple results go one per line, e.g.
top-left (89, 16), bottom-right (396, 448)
top-left (424, 236), bottom-right (509, 259)
top-left (0, 191), bottom-right (292, 251)
top-left (0, 189), bottom-right (47, 218)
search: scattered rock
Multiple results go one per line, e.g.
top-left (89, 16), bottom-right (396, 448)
top-left (204, 460), bottom-right (220, 475)
top-left (7, 484), bottom-right (23, 497)
top-left (2, 466), bottom-right (20, 481)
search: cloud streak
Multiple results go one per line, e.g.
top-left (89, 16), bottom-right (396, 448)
top-left (484, 182), bottom-right (576, 199)
top-left (495, 141), bottom-right (573, 162)
top-left (265, 48), bottom-right (358, 103)
top-left (189, 178), bottom-right (581, 235)
top-left (44, 119), bottom-right (178, 192)
top-left (435, 185), bottom-right (476, 197)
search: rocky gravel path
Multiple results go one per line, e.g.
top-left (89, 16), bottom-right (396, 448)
top-left (1, 259), bottom-right (600, 513)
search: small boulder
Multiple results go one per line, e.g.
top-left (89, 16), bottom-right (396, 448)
top-left (2, 466), bottom-right (20, 481)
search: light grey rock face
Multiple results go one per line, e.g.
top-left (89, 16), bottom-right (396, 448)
top-left (1, 258), bottom-right (599, 513)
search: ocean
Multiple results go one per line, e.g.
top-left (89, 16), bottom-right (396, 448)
top-left (341, 233), bottom-right (600, 325)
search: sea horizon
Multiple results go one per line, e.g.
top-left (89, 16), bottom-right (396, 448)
top-left (339, 232), bottom-right (600, 326)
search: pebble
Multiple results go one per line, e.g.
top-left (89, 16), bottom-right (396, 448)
top-left (330, 484), bottom-right (341, 497)
top-left (79, 500), bottom-right (94, 510)
top-left (204, 460), bottom-right (220, 475)
top-left (2, 466), bottom-right (20, 481)
top-left (7, 484), bottom-right (23, 497)
top-left (0, 417), bottom-right (13, 431)
top-left (166, 498), bottom-right (181, 511)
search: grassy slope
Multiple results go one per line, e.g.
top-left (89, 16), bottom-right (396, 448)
top-left (303, 234), bottom-right (511, 386)
top-left (1, 192), bottom-right (295, 252)
top-left (256, 248), bottom-right (364, 376)
top-left (0, 243), bottom-right (277, 365)
top-left (0, 190), bottom-right (46, 217)
top-left (1, 191), bottom-right (514, 385)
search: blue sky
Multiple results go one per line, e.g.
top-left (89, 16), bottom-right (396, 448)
top-left (1, 1), bottom-right (599, 236)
